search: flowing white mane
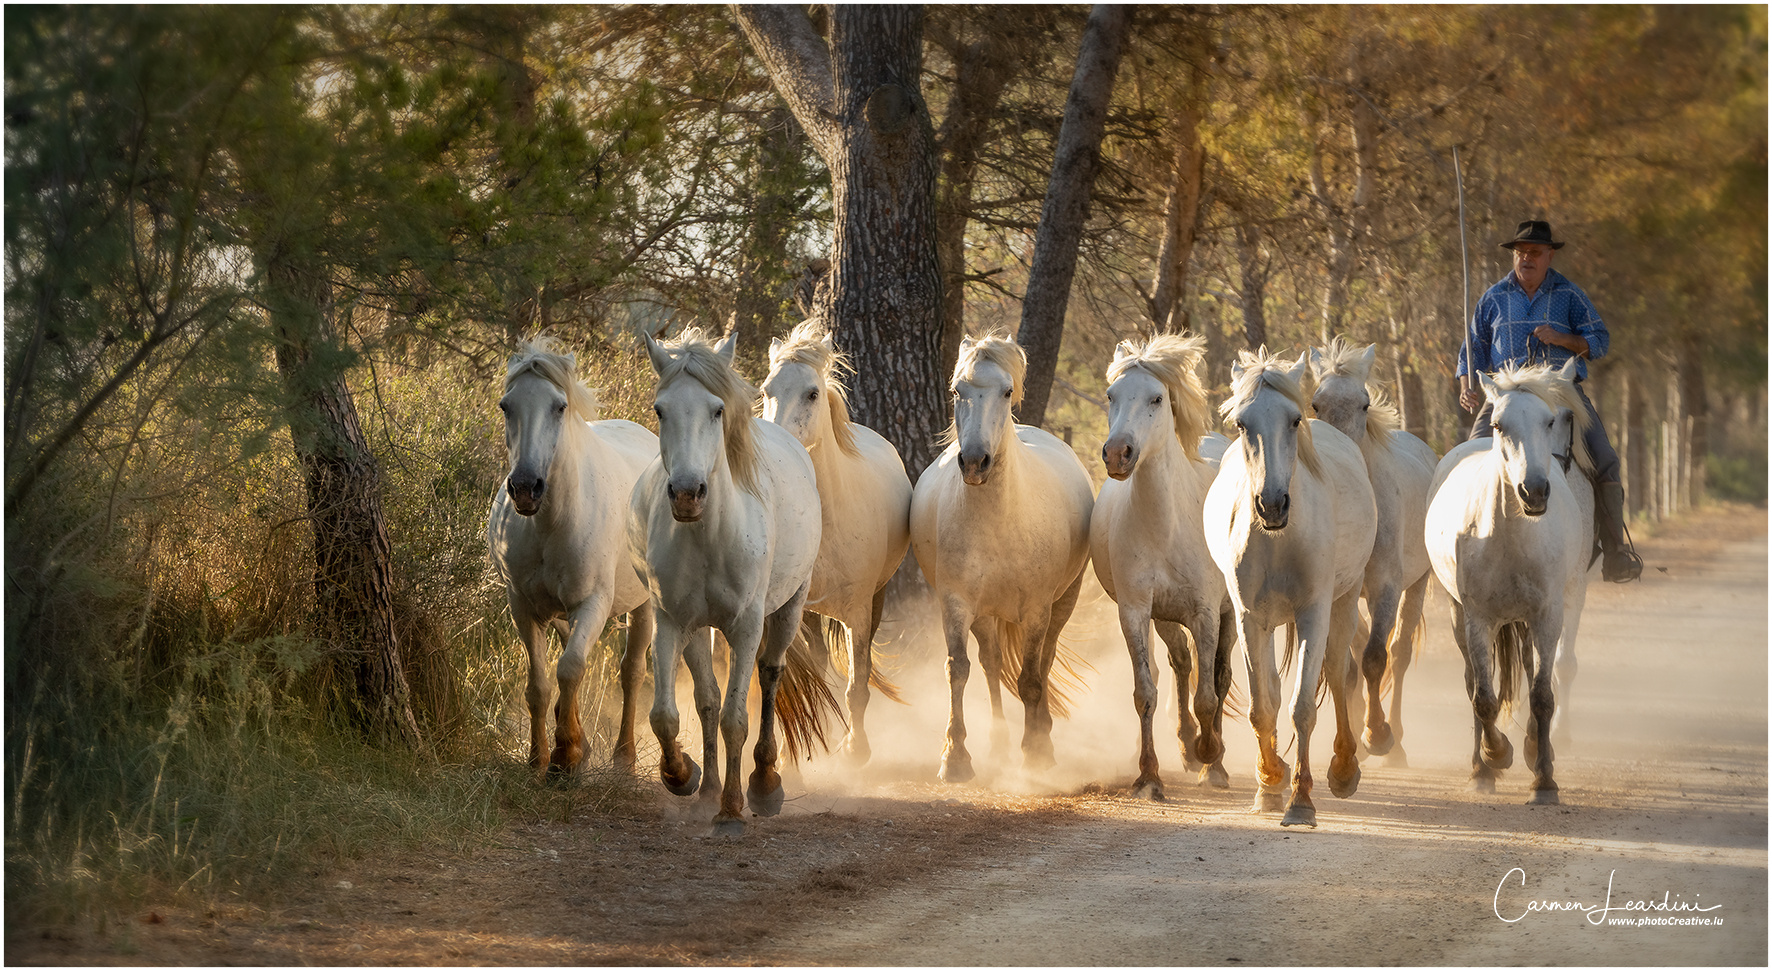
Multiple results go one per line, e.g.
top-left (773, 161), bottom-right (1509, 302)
top-left (1223, 345), bottom-right (1321, 478)
top-left (1490, 362), bottom-right (1595, 474)
top-left (652, 326), bottom-right (764, 495)
top-left (768, 318), bottom-right (860, 456)
top-left (1311, 336), bottom-right (1402, 445)
top-left (1107, 333), bottom-right (1212, 462)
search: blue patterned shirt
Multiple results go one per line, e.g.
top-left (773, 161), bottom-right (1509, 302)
top-left (1455, 268), bottom-right (1609, 381)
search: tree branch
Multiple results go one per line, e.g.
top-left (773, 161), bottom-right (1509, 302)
top-left (729, 4), bottom-right (839, 165)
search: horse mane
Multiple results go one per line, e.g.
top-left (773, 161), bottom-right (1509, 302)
top-left (1489, 362), bottom-right (1596, 474)
top-left (505, 337), bottom-right (600, 421)
top-left (938, 332), bottom-right (1027, 448)
top-left (1311, 336), bottom-right (1401, 446)
top-left (1222, 346), bottom-right (1322, 478)
top-left (652, 326), bottom-right (764, 495)
top-left (768, 318), bottom-right (860, 457)
top-left (1107, 332), bottom-right (1212, 462)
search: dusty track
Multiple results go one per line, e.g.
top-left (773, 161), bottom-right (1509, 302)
top-left (12, 506), bottom-right (1766, 966)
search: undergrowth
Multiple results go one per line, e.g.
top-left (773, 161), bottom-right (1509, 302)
top-left (5, 339), bottom-right (661, 934)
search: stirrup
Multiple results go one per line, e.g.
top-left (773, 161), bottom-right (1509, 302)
top-left (1603, 547), bottom-right (1643, 583)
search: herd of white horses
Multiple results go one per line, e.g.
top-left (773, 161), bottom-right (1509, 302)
top-left (487, 321), bottom-right (1597, 831)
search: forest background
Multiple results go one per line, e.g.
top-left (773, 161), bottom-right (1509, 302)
top-left (5, 4), bottom-right (1765, 928)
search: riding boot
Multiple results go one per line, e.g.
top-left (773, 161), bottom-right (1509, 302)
top-left (1595, 480), bottom-right (1642, 582)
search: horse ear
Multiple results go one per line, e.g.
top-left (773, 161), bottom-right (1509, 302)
top-left (1359, 344), bottom-right (1377, 375)
top-left (1113, 340), bottom-right (1138, 363)
top-left (1478, 371), bottom-right (1501, 400)
top-left (713, 331), bottom-right (738, 363)
top-left (820, 332), bottom-right (835, 352)
top-left (643, 332), bottom-right (671, 375)
top-left (958, 336), bottom-right (975, 357)
top-left (769, 336), bottom-right (784, 356)
top-left (1556, 356), bottom-right (1580, 383)
top-left (1288, 351), bottom-right (1311, 383)
top-left (1230, 360), bottom-right (1245, 382)
top-left (1307, 346), bottom-right (1324, 376)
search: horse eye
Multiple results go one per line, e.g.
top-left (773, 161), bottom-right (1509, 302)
top-left (1151, 395), bottom-right (1163, 406)
top-left (1002, 389), bottom-right (1012, 399)
top-left (1292, 417), bottom-right (1301, 428)
top-left (807, 389), bottom-right (819, 401)
top-left (714, 406), bottom-right (724, 420)
top-left (554, 402), bottom-right (567, 415)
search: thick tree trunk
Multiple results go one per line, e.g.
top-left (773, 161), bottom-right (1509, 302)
top-left (1015, 4), bottom-right (1133, 428)
top-left (733, 4), bottom-right (947, 480)
top-left (267, 258), bottom-right (422, 748)
top-left (1312, 51), bottom-right (1380, 343)
top-left (934, 14), bottom-right (1018, 379)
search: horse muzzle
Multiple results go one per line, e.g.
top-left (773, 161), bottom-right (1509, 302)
top-left (506, 475), bottom-right (545, 516)
top-left (959, 449), bottom-right (994, 486)
top-left (1102, 440), bottom-right (1137, 480)
top-left (667, 480), bottom-right (707, 522)
top-left (1254, 491), bottom-right (1290, 531)
top-left (1517, 480), bottom-right (1549, 517)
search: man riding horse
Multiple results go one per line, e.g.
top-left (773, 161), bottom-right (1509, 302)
top-left (1455, 219), bottom-right (1643, 583)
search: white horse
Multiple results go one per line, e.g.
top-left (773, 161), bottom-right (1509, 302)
top-left (1425, 359), bottom-right (1594, 803)
top-left (487, 338), bottom-right (657, 777)
top-left (910, 335), bottom-right (1095, 782)
top-left (1090, 334), bottom-right (1235, 798)
top-left (629, 328), bottom-right (825, 831)
top-left (1204, 348), bottom-right (1376, 827)
top-left (1308, 338), bottom-right (1438, 766)
top-left (760, 319), bottom-right (913, 765)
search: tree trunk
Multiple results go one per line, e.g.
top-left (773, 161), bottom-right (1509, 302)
top-left (1015, 4), bottom-right (1133, 428)
top-left (1623, 370), bottom-right (1646, 515)
top-left (934, 13), bottom-right (1018, 378)
top-left (1679, 333), bottom-right (1708, 506)
top-left (266, 258), bottom-right (422, 748)
top-left (733, 4), bottom-right (947, 480)
top-left (1312, 49), bottom-right (1380, 343)
top-left (1146, 98), bottom-right (1205, 332)
top-left (1236, 220), bottom-right (1268, 351)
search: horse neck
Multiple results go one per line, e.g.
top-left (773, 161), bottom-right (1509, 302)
top-left (1128, 428), bottom-right (1202, 510)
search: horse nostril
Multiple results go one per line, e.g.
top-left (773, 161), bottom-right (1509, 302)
top-left (696, 483), bottom-right (707, 500)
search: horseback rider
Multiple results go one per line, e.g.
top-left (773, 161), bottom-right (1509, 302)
top-left (1455, 219), bottom-right (1643, 582)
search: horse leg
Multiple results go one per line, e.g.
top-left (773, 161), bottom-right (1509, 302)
top-left (1241, 613), bottom-right (1287, 813)
top-left (1385, 576), bottom-right (1428, 768)
top-left (1281, 602), bottom-right (1331, 828)
top-left (1550, 590), bottom-right (1584, 749)
top-left (749, 587), bottom-right (808, 818)
top-left (1325, 592), bottom-right (1364, 800)
top-left (679, 629), bottom-right (722, 805)
top-left (1201, 605), bottom-right (1237, 790)
top-left (1019, 569), bottom-right (1084, 772)
top-left (514, 608), bottom-right (553, 780)
top-left (939, 597), bottom-right (979, 783)
top-left (1457, 604), bottom-right (1510, 793)
top-left (1123, 605), bottom-right (1165, 800)
top-left (972, 618), bottom-right (1010, 760)
top-left (713, 611), bottom-right (766, 832)
top-left (552, 592), bottom-right (615, 776)
top-left (1153, 620), bottom-right (1201, 778)
top-left (1525, 608), bottom-right (1562, 805)
top-left (611, 603), bottom-right (654, 773)
top-left (1359, 584), bottom-right (1403, 758)
top-left (842, 589), bottom-right (886, 766)
top-left (648, 613), bottom-right (701, 797)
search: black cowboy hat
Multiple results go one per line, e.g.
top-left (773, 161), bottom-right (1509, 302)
top-left (1499, 220), bottom-right (1565, 250)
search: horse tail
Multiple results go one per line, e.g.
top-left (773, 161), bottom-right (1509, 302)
top-left (811, 613), bottom-right (906, 706)
top-left (987, 618), bottom-right (1086, 719)
top-left (774, 622), bottom-right (845, 762)
top-left (1494, 621), bottom-right (1529, 719)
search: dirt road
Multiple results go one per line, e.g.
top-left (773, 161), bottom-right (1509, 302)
top-left (13, 506), bottom-right (1766, 966)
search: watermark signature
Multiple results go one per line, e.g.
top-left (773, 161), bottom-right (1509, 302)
top-left (1494, 868), bottom-right (1725, 927)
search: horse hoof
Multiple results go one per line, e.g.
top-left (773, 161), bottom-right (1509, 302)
top-left (1252, 790), bottom-right (1286, 813)
top-left (1280, 801), bottom-right (1318, 828)
top-left (1383, 747), bottom-right (1409, 769)
top-left (1182, 755), bottom-right (1205, 774)
top-left (842, 734), bottom-right (872, 767)
top-left (1328, 761), bottom-right (1361, 799)
top-left (939, 754), bottom-right (975, 784)
top-left (1471, 774), bottom-right (1496, 795)
top-left (1481, 735), bottom-right (1514, 771)
top-left (1022, 738), bottom-right (1057, 772)
top-left (1131, 778), bottom-right (1165, 802)
top-left (663, 756), bottom-right (702, 797)
top-left (710, 814), bottom-right (746, 837)
top-left (1363, 725), bottom-right (1395, 757)
top-left (744, 772), bottom-right (779, 811)
top-left (1200, 763), bottom-right (1231, 789)
top-left (1528, 788), bottom-right (1560, 806)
